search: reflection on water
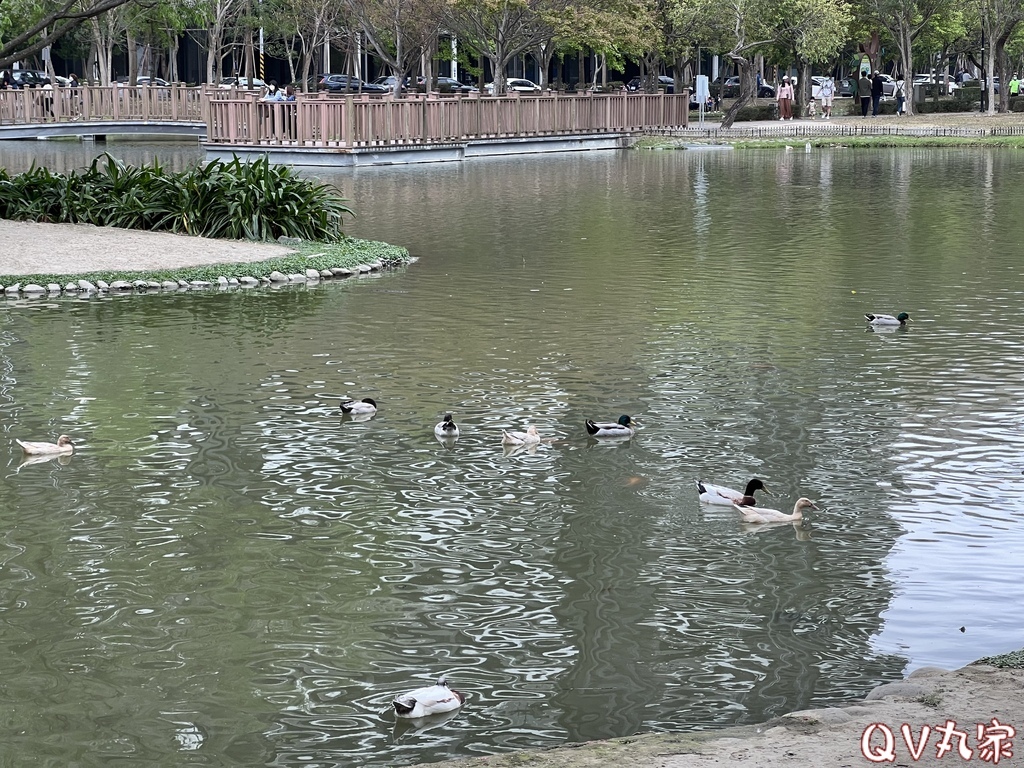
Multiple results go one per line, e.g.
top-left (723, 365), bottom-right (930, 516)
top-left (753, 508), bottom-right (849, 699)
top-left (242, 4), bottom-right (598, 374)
top-left (3, 145), bottom-right (1024, 766)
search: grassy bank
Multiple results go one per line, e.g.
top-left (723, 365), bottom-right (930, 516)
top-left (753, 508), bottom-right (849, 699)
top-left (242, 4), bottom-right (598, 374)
top-left (634, 134), bottom-right (1024, 150)
top-left (0, 237), bottom-right (411, 288)
top-left (734, 134), bottom-right (1024, 149)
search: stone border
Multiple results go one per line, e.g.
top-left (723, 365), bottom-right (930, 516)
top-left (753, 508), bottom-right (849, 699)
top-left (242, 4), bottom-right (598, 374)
top-left (0, 258), bottom-right (407, 298)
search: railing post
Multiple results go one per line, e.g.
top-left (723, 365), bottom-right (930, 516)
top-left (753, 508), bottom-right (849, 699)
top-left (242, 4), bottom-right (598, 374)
top-left (343, 95), bottom-right (352, 147)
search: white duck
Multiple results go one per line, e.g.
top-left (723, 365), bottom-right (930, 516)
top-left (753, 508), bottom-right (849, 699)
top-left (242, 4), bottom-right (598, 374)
top-left (340, 397), bottom-right (378, 416)
top-left (434, 414), bottom-right (459, 439)
top-left (392, 676), bottom-right (466, 719)
top-left (865, 312), bottom-right (910, 327)
top-left (501, 425), bottom-right (541, 446)
top-left (734, 497), bottom-right (818, 524)
top-left (696, 478), bottom-right (769, 507)
top-left (585, 414), bottom-right (638, 438)
top-left (16, 435), bottom-right (74, 455)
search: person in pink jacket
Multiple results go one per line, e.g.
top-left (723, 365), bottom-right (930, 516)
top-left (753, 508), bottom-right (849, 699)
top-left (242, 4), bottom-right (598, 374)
top-left (777, 75), bottom-right (794, 120)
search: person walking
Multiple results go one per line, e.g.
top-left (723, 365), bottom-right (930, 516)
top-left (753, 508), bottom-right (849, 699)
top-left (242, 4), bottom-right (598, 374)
top-left (819, 77), bottom-right (835, 119)
top-left (1010, 74), bottom-right (1021, 98)
top-left (871, 71), bottom-right (884, 116)
top-left (894, 77), bottom-right (906, 115)
top-left (777, 75), bottom-right (794, 120)
top-left (858, 71), bottom-right (872, 117)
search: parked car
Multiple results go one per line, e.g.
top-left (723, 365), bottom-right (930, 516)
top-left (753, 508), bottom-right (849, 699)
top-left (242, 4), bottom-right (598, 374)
top-left (1, 69), bottom-right (53, 88)
top-left (627, 75), bottom-right (676, 94)
top-left (431, 76), bottom-right (473, 94)
top-left (218, 77), bottom-right (267, 89)
top-left (484, 78), bottom-right (542, 94)
top-left (119, 76), bottom-right (170, 86)
top-left (318, 74), bottom-right (388, 93)
top-left (721, 76), bottom-right (775, 98)
top-left (914, 73), bottom-right (959, 94)
top-left (372, 75), bottom-right (408, 91)
top-left (118, 76), bottom-right (171, 92)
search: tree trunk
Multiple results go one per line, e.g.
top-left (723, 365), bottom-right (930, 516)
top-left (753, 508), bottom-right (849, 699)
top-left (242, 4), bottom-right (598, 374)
top-left (987, 41), bottom-right (997, 115)
top-left (721, 55), bottom-right (755, 129)
top-left (127, 28), bottom-right (137, 83)
top-left (899, 28), bottom-right (914, 116)
top-left (798, 58), bottom-right (810, 115)
top-left (536, 43), bottom-right (554, 90)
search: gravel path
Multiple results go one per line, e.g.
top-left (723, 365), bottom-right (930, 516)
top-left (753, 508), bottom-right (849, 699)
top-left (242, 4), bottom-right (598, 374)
top-left (0, 220), bottom-right (296, 277)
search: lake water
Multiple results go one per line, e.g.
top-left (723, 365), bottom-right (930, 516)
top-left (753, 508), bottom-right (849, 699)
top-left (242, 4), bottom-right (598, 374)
top-left (2, 140), bottom-right (1023, 766)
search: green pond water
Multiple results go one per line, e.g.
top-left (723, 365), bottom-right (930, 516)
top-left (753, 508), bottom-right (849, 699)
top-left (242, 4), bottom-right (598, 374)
top-left (1, 141), bottom-right (1023, 766)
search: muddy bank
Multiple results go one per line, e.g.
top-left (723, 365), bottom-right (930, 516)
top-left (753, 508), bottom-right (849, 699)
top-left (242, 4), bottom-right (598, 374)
top-left (418, 659), bottom-right (1024, 768)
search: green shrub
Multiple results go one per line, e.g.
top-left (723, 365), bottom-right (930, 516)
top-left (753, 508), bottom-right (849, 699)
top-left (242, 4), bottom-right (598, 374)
top-left (955, 85), bottom-right (980, 101)
top-left (0, 154), bottom-right (352, 242)
top-left (734, 103), bottom-right (778, 121)
top-left (915, 99), bottom-right (974, 113)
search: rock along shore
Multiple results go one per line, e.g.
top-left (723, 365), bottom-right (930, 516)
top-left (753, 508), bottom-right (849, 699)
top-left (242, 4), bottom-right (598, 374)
top-left (417, 660), bottom-right (1024, 768)
top-left (0, 220), bottom-right (403, 295)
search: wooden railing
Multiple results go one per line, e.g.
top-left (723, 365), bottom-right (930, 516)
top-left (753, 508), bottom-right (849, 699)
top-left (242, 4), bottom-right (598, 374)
top-left (0, 85), bottom-right (205, 125)
top-left (0, 85), bottom-right (690, 147)
top-left (205, 91), bottom-right (690, 147)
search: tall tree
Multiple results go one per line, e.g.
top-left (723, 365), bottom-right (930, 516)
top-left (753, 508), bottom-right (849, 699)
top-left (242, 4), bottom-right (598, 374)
top-left (674, 0), bottom-right (850, 128)
top-left (977, 0), bottom-right (1024, 112)
top-left (346, 0), bottom-right (445, 95)
top-left (0, 0), bottom-right (137, 68)
top-left (445, 0), bottom-right (561, 94)
top-left (859, 0), bottom-right (954, 115)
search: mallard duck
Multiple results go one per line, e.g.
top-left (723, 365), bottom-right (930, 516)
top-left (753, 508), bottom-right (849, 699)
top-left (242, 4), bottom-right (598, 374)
top-left (392, 675), bottom-right (466, 719)
top-left (16, 435), bottom-right (74, 455)
top-left (696, 478), bottom-right (769, 507)
top-left (434, 414), bottom-right (459, 438)
top-left (501, 425), bottom-right (541, 445)
top-left (585, 415), bottom-right (637, 438)
top-left (865, 312), bottom-right (910, 327)
top-left (340, 397), bottom-right (378, 416)
top-left (734, 497), bottom-right (818, 524)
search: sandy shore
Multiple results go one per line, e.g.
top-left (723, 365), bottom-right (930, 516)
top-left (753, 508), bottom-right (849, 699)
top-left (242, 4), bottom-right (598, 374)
top-left (0, 219), bottom-right (296, 277)
top-left (419, 662), bottom-right (1024, 768)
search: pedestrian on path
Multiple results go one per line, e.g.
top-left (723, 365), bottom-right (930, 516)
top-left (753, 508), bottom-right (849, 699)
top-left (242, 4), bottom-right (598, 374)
top-left (819, 77), bottom-right (835, 119)
top-left (871, 71), bottom-right (884, 116)
top-left (858, 72), bottom-right (872, 117)
top-left (777, 75), bottom-right (794, 120)
top-left (894, 78), bottom-right (906, 115)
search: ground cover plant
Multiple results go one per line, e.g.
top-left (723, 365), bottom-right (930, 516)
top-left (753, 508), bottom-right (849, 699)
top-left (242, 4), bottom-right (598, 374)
top-left (0, 154), bottom-right (352, 242)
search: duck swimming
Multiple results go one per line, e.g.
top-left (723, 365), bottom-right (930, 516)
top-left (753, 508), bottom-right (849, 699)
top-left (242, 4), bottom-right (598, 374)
top-left (434, 414), bottom-right (459, 439)
top-left (501, 425), bottom-right (541, 445)
top-left (734, 497), bottom-right (818, 524)
top-left (340, 398), bottom-right (378, 416)
top-left (392, 676), bottom-right (466, 719)
top-left (696, 478), bottom-right (769, 507)
top-left (16, 435), bottom-right (74, 455)
top-left (865, 313), bottom-right (910, 327)
top-left (585, 415), bottom-right (638, 438)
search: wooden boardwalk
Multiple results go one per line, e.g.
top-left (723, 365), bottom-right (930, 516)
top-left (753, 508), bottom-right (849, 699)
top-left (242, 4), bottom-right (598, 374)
top-left (0, 86), bottom-right (691, 149)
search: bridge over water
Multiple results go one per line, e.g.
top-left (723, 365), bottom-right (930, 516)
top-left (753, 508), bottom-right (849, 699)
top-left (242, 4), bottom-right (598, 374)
top-left (0, 84), bottom-right (693, 165)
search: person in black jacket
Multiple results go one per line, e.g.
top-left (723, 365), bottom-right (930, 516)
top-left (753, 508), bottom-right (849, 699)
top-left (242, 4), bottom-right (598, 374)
top-left (871, 71), bottom-right (884, 116)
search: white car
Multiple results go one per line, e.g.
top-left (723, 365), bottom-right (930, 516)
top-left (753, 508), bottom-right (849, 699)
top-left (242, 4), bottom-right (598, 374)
top-left (484, 78), bottom-right (542, 94)
top-left (218, 77), bottom-right (267, 89)
top-left (913, 74), bottom-right (957, 95)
